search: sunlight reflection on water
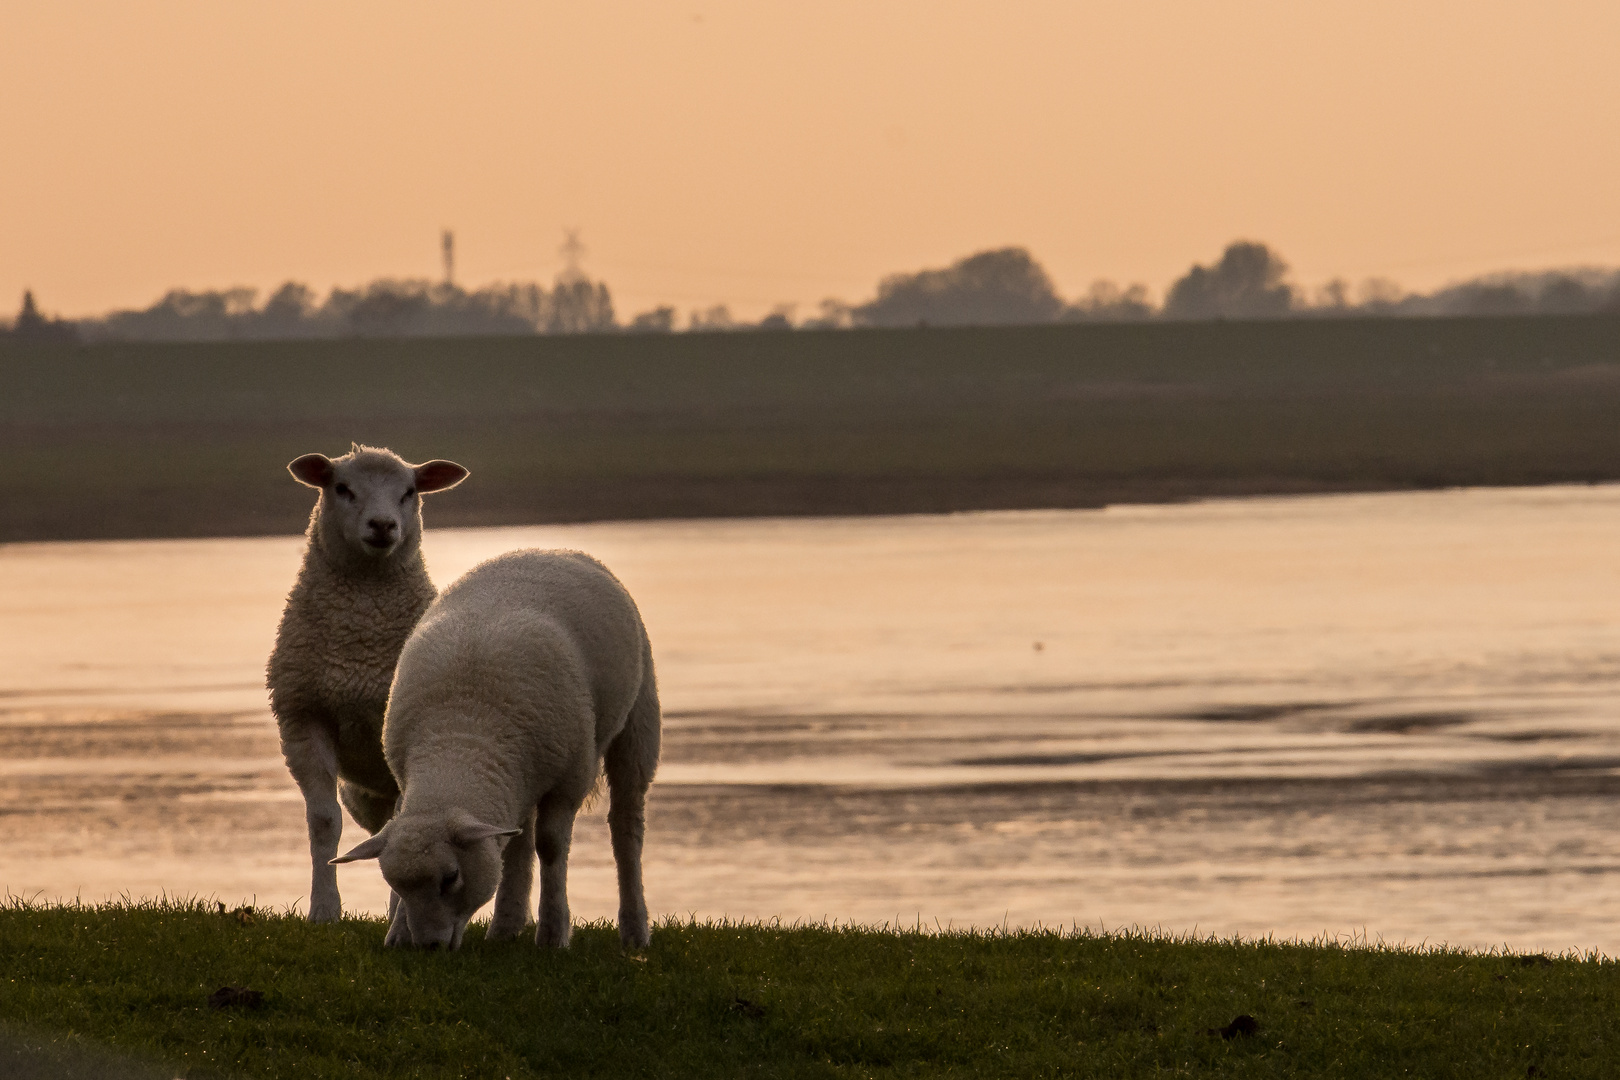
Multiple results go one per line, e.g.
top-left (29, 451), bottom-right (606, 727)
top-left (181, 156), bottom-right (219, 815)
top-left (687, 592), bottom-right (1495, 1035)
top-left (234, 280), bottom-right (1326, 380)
top-left (3, 485), bottom-right (1620, 952)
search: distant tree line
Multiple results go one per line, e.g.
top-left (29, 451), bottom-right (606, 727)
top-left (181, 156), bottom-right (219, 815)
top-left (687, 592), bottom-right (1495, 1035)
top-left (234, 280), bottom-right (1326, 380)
top-left (62, 272), bottom-right (614, 343)
top-left (849, 242), bottom-right (1620, 327)
top-left (9, 240), bottom-right (1620, 343)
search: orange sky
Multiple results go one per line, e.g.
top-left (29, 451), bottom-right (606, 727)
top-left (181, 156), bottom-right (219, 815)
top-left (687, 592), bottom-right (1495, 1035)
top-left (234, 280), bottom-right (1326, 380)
top-left (4, 2), bottom-right (1619, 321)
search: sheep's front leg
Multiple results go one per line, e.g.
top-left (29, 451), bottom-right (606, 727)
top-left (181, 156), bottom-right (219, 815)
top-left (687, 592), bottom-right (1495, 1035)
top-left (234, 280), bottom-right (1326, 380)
top-left (281, 725), bottom-right (343, 922)
top-left (341, 781), bottom-right (405, 936)
top-left (384, 899), bottom-right (412, 947)
top-left (534, 795), bottom-right (578, 948)
top-left (486, 807), bottom-right (536, 942)
top-left (386, 792), bottom-right (405, 937)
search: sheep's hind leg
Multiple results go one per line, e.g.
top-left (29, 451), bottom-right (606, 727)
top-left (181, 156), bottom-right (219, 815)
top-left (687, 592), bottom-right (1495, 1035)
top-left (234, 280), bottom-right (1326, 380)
top-left (605, 668), bottom-right (661, 949)
top-left (282, 725), bottom-right (344, 923)
top-left (487, 807), bottom-right (537, 941)
top-left (534, 793), bottom-right (579, 948)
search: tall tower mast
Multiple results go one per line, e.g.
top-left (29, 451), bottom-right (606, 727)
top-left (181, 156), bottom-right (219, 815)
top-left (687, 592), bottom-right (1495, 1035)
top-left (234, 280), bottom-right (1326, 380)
top-left (559, 229), bottom-right (585, 280)
top-left (441, 230), bottom-right (455, 287)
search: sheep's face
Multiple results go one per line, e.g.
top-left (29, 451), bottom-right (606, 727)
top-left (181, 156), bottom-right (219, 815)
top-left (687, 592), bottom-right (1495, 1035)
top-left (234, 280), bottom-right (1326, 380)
top-left (333, 810), bottom-right (518, 949)
top-left (288, 445), bottom-right (467, 567)
top-left (322, 451), bottom-right (420, 560)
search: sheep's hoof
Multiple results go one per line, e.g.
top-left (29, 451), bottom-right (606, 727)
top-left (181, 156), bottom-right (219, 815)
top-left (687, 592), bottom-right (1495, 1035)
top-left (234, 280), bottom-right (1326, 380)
top-left (307, 901), bottom-right (341, 924)
top-left (619, 912), bottom-right (650, 950)
top-left (536, 921), bottom-right (572, 949)
top-left (485, 919), bottom-right (530, 943)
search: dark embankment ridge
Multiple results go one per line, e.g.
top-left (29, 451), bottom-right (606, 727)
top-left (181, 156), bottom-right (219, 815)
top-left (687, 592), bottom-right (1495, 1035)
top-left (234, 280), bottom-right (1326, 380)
top-left (3, 314), bottom-right (1619, 543)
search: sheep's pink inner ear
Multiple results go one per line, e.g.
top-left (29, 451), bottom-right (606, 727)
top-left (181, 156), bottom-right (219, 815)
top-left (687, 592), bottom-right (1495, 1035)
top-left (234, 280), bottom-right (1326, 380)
top-left (288, 454), bottom-right (335, 488)
top-left (414, 460), bottom-right (469, 493)
top-left (331, 832), bottom-right (389, 864)
top-left (451, 822), bottom-right (521, 848)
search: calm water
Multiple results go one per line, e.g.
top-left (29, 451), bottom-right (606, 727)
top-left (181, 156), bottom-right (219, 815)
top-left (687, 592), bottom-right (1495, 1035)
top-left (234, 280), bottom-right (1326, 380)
top-left (4, 486), bottom-right (1620, 953)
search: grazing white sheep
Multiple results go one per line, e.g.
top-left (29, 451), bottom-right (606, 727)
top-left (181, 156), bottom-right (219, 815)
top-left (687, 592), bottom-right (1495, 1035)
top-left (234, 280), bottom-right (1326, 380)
top-left (332, 549), bottom-right (661, 951)
top-left (267, 443), bottom-right (468, 923)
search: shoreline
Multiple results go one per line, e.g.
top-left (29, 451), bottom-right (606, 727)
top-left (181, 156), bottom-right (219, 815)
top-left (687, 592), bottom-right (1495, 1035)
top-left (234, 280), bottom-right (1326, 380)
top-left (0, 474), bottom-right (1499, 545)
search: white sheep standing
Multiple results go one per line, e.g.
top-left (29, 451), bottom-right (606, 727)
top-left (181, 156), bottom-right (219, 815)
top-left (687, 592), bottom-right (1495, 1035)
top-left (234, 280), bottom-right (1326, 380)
top-left (267, 442), bottom-right (468, 923)
top-left (332, 549), bottom-right (661, 950)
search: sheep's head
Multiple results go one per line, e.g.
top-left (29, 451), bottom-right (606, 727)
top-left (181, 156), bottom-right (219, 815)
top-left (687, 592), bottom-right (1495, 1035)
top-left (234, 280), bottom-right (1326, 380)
top-left (288, 444), bottom-right (467, 567)
top-left (332, 810), bottom-right (518, 949)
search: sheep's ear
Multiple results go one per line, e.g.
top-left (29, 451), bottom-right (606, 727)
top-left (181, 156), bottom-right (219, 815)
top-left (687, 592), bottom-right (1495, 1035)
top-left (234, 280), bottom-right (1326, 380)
top-left (450, 821), bottom-right (520, 848)
top-left (331, 832), bottom-right (390, 864)
top-left (288, 454), bottom-right (335, 488)
top-left (415, 460), bottom-right (469, 494)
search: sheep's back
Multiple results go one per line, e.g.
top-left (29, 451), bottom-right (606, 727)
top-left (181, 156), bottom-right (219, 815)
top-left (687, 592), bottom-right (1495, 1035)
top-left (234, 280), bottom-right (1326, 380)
top-left (386, 550), bottom-right (650, 764)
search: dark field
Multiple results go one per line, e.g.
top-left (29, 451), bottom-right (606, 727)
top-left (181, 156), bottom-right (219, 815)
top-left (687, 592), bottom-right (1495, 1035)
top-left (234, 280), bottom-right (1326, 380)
top-left (4, 315), bottom-right (1620, 542)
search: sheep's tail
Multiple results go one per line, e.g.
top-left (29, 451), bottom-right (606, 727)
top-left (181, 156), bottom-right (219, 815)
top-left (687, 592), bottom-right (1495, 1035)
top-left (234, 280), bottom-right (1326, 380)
top-left (581, 768), bottom-right (606, 810)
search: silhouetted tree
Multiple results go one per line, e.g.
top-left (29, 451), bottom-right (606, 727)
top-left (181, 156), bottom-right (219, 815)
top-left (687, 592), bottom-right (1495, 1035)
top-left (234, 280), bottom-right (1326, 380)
top-left (853, 247), bottom-right (1065, 327)
top-left (1538, 275), bottom-right (1592, 314)
top-left (1385, 269), bottom-right (1620, 318)
top-left (1063, 280), bottom-right (1155, 322)
top-left (344, 282), bottom-right (432, 335)
top-left (13, 290), bottom-right (45, 334)
top-left (688, 304), bottom-right (735, 331)
top-left (757, 303), bottom-right (796, 330)
top-left (91, 287), bottom-right (259, 340)
top-left (260, 281), bottom-right (318, 329)
top-left (1446, 282), bottom-right (1530, 316)
top-left (799, 298), bottom-right (853, 330)
top-left (8, 290), bottom-right (79, 343)
top-left (1313, 279), bottom-right (1352, 312)
top-left (1353, 278), bottom-right (1406, 314)
top-left (1163, 241), bottom-right (1296, 320)
top-left (626, 306), bottom-right (676, 333)
top-left (545, 275), bottom-right (615, 333)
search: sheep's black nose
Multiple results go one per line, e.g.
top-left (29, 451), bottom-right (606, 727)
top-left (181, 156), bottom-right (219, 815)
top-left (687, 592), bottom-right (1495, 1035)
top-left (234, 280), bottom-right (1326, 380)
top-left (363, 519), bottom-right (399, 549)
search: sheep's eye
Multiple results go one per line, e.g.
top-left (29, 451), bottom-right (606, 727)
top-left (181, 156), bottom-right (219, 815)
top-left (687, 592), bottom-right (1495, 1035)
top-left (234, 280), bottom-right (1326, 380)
top-left (400, 487), bottom-right (417, 503)
top-left (333, 483), bottom-right (353, 499)
top-left (439, 871), bottom-right (459, 896)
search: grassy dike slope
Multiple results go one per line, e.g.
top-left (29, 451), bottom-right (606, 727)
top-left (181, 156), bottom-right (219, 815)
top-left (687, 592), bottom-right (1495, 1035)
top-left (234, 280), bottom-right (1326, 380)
top-left (3, 315), bottom-right (1620, 542)
top-left (0, 902), bottom-right (1616, 1079)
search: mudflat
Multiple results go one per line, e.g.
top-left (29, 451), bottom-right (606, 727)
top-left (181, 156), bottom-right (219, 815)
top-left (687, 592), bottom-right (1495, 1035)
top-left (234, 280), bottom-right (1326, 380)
top-left (4, 315), bottom-right (1619, 542)
top-left (9, 492), bottom-right (1620, 950)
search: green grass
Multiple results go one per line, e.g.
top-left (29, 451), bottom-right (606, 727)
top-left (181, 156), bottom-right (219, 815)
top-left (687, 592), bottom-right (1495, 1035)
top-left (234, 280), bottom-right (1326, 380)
top-left (4, 316), bottom-right (1620, 541)
top-left (1, 899), bottom-right (1616, 1078)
